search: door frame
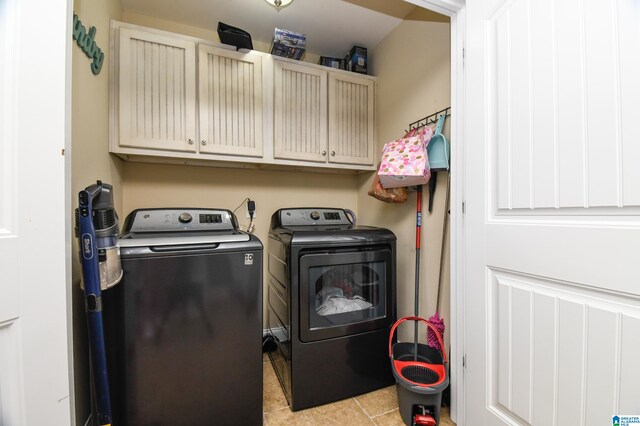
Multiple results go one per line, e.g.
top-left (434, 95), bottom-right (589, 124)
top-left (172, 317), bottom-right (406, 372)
top-left (1, 0), bottom-right (74, 423)
top-left (403, 1), bottom-right (466, 424)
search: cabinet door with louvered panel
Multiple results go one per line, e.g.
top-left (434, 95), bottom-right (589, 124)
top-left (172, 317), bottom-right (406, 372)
top-left (198, 45), bottom-right (263, 157)
top-left (328, 72), bottom-right (374, 166)
top-left (118, 28), bottom-right (197, 152)
top-left (273, 59), bottom-right (328, 163)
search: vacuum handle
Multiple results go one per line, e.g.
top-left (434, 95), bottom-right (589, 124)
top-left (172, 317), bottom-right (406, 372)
top-left (388, 316), bottom-right (448, 364)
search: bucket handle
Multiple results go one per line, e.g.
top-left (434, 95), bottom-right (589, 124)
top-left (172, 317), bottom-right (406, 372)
top-left (388, 316), bottom-right (447, 364)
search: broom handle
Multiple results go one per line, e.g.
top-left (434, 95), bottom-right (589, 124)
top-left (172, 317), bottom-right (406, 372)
top-left (414, 186), bottom-right (423, 362)
top-left (435, 172), bottom-right (451, 313)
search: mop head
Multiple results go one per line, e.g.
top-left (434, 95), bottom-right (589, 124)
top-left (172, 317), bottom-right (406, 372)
top-left (426, 312), bottom-right (445, 350)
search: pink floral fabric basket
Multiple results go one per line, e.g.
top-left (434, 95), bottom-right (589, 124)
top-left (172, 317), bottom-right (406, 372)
top-left (378, 127), bottom-right (434, 189)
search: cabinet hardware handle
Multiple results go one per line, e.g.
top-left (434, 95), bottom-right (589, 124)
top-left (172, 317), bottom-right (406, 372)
top-left (322, 150), bottom-right (327, 156)
top-left (188, 139), bottom-right (194, 145)
top-left (201, 140), bottom-right (207, 146)
top-left (331, 151), bottom-right (336, 156)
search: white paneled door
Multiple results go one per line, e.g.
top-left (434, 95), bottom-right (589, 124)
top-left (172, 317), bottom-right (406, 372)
top-left (465, 0), bottom-right (640, 425)
top-left (0, 0), bottom-right (71, 424)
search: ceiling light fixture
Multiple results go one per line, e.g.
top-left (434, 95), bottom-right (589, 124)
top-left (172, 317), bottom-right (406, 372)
top-left (264, 0), bottom-right (294, 9)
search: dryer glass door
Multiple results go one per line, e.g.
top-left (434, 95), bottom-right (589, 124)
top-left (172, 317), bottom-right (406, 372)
top-left (299, 248), bottom-right (393, 342)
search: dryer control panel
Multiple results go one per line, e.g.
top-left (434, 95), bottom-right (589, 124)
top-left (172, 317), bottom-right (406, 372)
top-left (123, 208), bottom-right (237, 233)
top-left (274, 208), bottom-right (352, 227)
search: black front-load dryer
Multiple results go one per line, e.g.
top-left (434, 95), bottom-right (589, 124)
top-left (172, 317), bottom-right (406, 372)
top-left (266, 207), bottom-right (396, 411)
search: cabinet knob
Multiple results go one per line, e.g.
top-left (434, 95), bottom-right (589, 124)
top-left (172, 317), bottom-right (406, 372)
top-left (201, 140), bottom-right (207, 146)
top-left (188, 138), bottom-right (194, 145)
top-left (321, 150), bottom-right (327, 156)
top-left (331, 151), bottom-right (336, 156)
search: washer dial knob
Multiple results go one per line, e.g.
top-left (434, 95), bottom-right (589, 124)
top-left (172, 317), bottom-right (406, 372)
top-left (178, 212), bottom-right (193, 224)
top-left (310, 211), bottom-right (321, 220)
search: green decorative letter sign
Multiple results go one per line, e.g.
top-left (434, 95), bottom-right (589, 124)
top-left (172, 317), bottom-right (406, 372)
top-left (73, 14), bottom-right (104, 75)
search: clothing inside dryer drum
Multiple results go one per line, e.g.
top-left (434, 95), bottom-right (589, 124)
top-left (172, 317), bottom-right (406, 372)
top-left (314, 264), bottom-right (382, 316)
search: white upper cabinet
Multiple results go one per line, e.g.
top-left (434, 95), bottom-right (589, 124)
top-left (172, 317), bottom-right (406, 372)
top-left (111, 22), bottom-right (376, 172)
top-left (198, 45), bottom-right (263, 157)
top-left (328, 72), bottom-right (375, 166)
top-left (118, 27), bottom-right (197, 152)
top-left (273, 59), bottom-right (328, 162)
top-left (273, 58), bottom-right (375, 167)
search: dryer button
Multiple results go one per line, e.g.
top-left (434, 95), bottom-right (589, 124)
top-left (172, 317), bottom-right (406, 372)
top-left (178, 212), bottom-right (193, 224)
top-left (310, 211), bottom-right (320, 220)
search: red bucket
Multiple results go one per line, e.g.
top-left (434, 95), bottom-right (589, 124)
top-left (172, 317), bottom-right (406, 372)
top-left (389, 316), bottom-right (449, 425)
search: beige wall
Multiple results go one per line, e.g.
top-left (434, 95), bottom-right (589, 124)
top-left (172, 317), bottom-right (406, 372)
top-left (70, 5), bottom-right (451, 419)
top-left (72, 2), bottom-right (124, 218)
top-left (359, 13), bottom-right (451, 345)
top-left (71, 0), bottom-right (123, 422)
top-left (118, 10), bottom-right (452, 344)
top-left (121, 163), bottom-right (360, 251)
top-left (122, 11), bottom-right (321, 65)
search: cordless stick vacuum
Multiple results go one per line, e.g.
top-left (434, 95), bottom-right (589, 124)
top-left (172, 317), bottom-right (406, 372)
top-left (76, 181), bottom-right (122, 426)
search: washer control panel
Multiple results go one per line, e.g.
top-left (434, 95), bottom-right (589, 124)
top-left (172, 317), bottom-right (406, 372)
top-left (124, 208), bottom-right (236, 233)
top-left (277, 208), bottom-right (350, 226)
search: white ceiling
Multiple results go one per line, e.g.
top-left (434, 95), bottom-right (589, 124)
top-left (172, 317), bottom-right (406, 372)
top-left (119, 0), bottom-right (424, 57)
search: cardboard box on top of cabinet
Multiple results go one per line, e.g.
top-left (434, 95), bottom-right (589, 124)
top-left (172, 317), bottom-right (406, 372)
top-left (319, 56), bottom-right (345, 69)
top-left (271, 27), bottom-right (306, 60)
top-left (345, 45), bottom-right (367, 74)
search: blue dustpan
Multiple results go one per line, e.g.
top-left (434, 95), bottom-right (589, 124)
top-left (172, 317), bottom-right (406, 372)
top-left (427, 113), bottom-right (450, 172)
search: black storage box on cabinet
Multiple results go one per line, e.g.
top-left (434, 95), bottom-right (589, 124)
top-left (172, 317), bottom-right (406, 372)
top-left (345, 45), bottom-right (367, 74)
top-left (217, 22), bottom-right (253, 51)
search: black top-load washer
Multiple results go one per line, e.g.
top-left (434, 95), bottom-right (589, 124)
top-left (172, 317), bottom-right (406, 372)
top-left (267, 207), bottom-right (396, 411)
top-left (103, 208), bottom-right (263, 426)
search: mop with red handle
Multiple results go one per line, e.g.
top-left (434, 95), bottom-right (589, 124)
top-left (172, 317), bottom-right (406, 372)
top-left (427, 171), bottom-right (449, 350)
top-left (389, 183), bottom-right (448, 426)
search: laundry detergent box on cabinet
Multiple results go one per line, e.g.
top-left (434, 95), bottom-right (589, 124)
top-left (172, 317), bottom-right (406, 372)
top-left (271, 27), bottom-right (306, 60)
top-left (378, 129), bottom-right (433, 188)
